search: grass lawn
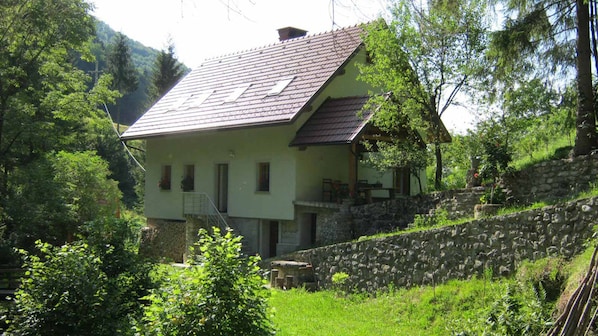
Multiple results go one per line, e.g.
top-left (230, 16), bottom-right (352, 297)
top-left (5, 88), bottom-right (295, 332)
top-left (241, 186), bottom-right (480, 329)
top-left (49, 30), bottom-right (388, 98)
top-left (269, 277), bottom-right (507, 336)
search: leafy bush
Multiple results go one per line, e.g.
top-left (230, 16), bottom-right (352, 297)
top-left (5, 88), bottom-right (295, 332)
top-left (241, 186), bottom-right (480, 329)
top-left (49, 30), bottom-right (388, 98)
top-left (81, 217), bottom-right (154, 326)
top-left (412, 209), bottom-right (449, 228)
top-left (8, 241), bottom-right (113, 335)
top-left (8, 217), bottom-right (154, 335)
top-left (138, 227), bottom-right (274, 335)
top-left (480, 187), bottom-right (506, 204)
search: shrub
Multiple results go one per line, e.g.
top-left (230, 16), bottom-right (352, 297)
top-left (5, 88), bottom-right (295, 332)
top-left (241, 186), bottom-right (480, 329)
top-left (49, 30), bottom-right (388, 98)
top-left (8, 217), bottom-right (154, 336)
top-left (8, 241), bottom-right (113, 335)
top-left (412, 209), bottom-right (449, 228)
top-left (138, 227), bottom-right (274, 335)
top-left (480, 187), bottom-right (506, 205)
top-left (81, 217), bottom-right (155, 327)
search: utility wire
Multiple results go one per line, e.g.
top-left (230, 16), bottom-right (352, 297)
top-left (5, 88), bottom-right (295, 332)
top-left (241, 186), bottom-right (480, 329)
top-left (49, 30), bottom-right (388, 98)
top-left (103, 103), bottom-right (146, 172)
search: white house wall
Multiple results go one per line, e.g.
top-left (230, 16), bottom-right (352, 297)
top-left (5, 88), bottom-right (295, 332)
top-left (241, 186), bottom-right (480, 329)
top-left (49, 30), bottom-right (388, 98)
top-left (145, 126), bottom-right (298, 221)
top-left (294, 145), bottom-right (351, 201)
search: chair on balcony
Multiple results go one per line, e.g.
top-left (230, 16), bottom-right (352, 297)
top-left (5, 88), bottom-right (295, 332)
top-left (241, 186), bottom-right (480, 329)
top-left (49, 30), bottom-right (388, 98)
top-left (322, 178), bottom-right (333, 202)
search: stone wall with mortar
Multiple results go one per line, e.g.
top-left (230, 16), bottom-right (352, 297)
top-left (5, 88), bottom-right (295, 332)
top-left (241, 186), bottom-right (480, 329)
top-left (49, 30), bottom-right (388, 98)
top-left (285, 196), bottom-right (598, 292)
top-left (139, 219), bottom-right (186, 263)
top-left (503, 152), bottom-right (598, 204)
top-left (345, 188), bottom-right (485, 239)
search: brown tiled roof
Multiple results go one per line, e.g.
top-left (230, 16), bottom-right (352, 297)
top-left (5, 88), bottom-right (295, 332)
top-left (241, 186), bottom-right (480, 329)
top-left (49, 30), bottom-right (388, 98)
top-left (289, 96), bottom-right (372, 146)
top-left (121, 24), bottom-right (365, 140)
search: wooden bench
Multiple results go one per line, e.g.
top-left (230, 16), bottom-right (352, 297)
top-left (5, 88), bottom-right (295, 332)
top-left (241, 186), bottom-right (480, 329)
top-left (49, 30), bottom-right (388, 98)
top-left (0, 268), bottom-right (25, 299)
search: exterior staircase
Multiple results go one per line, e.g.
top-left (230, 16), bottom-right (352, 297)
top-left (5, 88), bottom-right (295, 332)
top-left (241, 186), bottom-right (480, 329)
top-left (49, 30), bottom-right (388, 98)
top-left (182, 192), bottom-right (229, 231)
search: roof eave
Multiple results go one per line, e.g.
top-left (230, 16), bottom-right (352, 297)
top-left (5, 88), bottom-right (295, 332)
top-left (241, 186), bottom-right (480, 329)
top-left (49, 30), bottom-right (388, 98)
top-left (288, 43), bottom-right (365, 125)
top-left (120, 118), bottom-right (293, 141)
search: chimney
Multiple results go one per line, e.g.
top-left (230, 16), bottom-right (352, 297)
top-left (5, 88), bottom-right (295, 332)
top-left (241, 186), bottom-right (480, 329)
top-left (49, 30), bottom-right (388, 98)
top-left (277, 27), bottom-right (308, 41)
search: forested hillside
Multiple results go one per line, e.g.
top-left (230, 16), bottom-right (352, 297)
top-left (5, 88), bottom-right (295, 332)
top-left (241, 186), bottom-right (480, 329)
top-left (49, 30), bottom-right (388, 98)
top-left (76, 20), bottom-right (188, 126)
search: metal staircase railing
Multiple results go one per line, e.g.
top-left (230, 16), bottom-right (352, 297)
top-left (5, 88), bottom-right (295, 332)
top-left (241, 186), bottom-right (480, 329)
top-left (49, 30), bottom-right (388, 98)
top-left (182, 192), bottom-right (229, 231)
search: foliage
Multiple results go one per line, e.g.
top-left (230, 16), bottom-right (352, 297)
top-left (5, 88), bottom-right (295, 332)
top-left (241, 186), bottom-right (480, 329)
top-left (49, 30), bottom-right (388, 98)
top-left (149, 41), bottom-right (186, 102)
top-left (411, 209), bottom-right (450, 229)
top-left (480, 187), bottom-right (506, 204)
top-left (488, 0), bottom-right (597, 156)
top-left (7, 216), bottom-right (155, 335)
top-left (107, 33), bottom-right (139, 95)
top-left (5, 151), bottom-right (121, 248)
top-left (9, 241), bottom-right (113, 335)
top-left (80, 217), bottom-right (155, 327)
top-left (438, 132), bottom-right (484, 190)
top-left (359, 0), bottom-right (489, 189)
top-left (52, 151), bottom-right (121, 226)
top-left (362, 139), bottom-right (429, 193)
top-left (331, 272), bottom-right (350, 295)
top-left (86, 114), bottom-right (145, 208)
top-left (0, 0), bottom-right (120, 246)
top-left (106, 32), bottom-right (138, 131)
top-left (138, 228), bottom-right (274, 335)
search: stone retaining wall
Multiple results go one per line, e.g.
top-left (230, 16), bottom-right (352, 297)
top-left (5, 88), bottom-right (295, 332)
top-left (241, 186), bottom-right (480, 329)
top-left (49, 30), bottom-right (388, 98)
top-left (335, 188), bottom-right (485, 240)
top-left (139, 219), bottom-right (186, 263)
top-left (504, 152), bottom-right (598, 204)
top-left (285, 196), bottom-right (597, 292)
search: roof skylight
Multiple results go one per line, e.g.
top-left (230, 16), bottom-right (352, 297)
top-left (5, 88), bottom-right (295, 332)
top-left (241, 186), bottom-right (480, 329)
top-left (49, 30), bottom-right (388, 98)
top-left (188, 90), bottom-right (214, 108)
top-left (267, 76), bottom-right (295, 96)
top-left (224, 83), bottom-right (251, 102)
top-left (166, 94), bottom-right (191, 112)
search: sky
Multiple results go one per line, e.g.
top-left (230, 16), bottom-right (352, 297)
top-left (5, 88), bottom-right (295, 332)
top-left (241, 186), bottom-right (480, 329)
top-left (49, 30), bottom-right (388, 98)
top-left (91, 0), bottom-right (389, 68)
top-left (91, 0), bottom-right (475, 133)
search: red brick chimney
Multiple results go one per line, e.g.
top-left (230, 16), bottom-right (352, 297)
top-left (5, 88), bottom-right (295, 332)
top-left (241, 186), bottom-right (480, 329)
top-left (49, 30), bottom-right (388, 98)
top-left (277, 27), bottom-right (308, 41)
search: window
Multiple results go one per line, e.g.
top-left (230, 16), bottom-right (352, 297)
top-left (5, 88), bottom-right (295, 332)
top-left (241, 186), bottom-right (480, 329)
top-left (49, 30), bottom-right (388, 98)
top-left (257, 162), bottom-right (270, 192)
top-left (224, 83), bottom-right (251, 102)
top-left (166, 94), bottom-right (191, 112)
top-left (159, 165), bottom-right (171, 190)
top-left (267, 76), bottom-right (295, 96)
top-left (181, 164), bottom-right (195, 191)
top-left (188, 90), bottom-right (213, 108)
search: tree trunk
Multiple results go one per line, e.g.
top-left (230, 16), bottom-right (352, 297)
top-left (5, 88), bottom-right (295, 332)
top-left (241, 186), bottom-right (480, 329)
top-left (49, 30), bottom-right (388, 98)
top-left (574, 0), bottom-right (597, 156)
top-left (435, 142), bottom-right (442, 190)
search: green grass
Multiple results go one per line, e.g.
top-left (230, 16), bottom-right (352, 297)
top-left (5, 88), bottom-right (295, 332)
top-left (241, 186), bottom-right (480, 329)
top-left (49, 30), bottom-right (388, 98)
top-left (511, 131), bottom-right (574, 171)
top-left (269, 246), bottom-right (596, 336)
top-left (269, 277), bottom-right (511, 335)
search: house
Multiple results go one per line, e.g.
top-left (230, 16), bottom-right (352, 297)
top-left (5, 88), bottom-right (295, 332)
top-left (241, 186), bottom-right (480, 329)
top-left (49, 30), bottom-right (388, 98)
top-left (122, 24), bottom-right (449, 261)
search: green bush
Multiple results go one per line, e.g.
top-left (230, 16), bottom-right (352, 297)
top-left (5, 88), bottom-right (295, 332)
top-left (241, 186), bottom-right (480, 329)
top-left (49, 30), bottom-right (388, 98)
top-left (8, 241), bottom-right (113, 335)
top-left (480, 187), bottom-right (506, 205)
top-left (412, 209), bottom-right (449, 228)
top-left (8, 217), bottom-right (154, 335)
top-left (138, 227), bottom-right (274, 335)
top-left (81, 217), bottom-right (155, 327)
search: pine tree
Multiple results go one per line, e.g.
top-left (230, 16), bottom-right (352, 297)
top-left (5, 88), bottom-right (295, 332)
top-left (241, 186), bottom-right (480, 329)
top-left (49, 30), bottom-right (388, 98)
top-left (490, 0), bottom-right (598, 156)
top-left (106, 32), bottom-right (138, 130)
top-left (149, 42), bottom-right (186, 102)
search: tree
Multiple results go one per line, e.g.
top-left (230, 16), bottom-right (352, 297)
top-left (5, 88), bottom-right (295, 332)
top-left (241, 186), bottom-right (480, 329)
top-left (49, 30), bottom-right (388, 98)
top-left (106, 32), bottom-right (138, 130)
top-left (5, 151), bottom-right (121, 248)
top-left (0, 0), bottom-right (118, 240)
top-left (359, 0), bottom-right (489, 190)
top-left (489, 0), bottom-right (598, 156)
top-left (149, 41), bottom-right (186, 102)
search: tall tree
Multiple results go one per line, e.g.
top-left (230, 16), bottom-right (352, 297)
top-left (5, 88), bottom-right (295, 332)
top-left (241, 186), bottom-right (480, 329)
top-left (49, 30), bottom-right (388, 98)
top-left (489, 0), bottom-right (598, 156)
top-left (149, 41), bottom-right (186, 102)
top-left (0, 0), bottom-right (119, 248)
top-left (0, 0), bottom-right (117, 206)
top-left (360, 0), bottom-right (489, 189)
top-left (106, 32), bottom-right (138, 130)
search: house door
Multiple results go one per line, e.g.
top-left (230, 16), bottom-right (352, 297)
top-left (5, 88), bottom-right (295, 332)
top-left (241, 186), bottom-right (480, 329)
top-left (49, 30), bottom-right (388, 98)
top-left (269, 221), bottom-right (279, 258)
top-left (394, 167), bottom-right (411, 196)
top-left (216, 164), bottom-right (228, 212)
